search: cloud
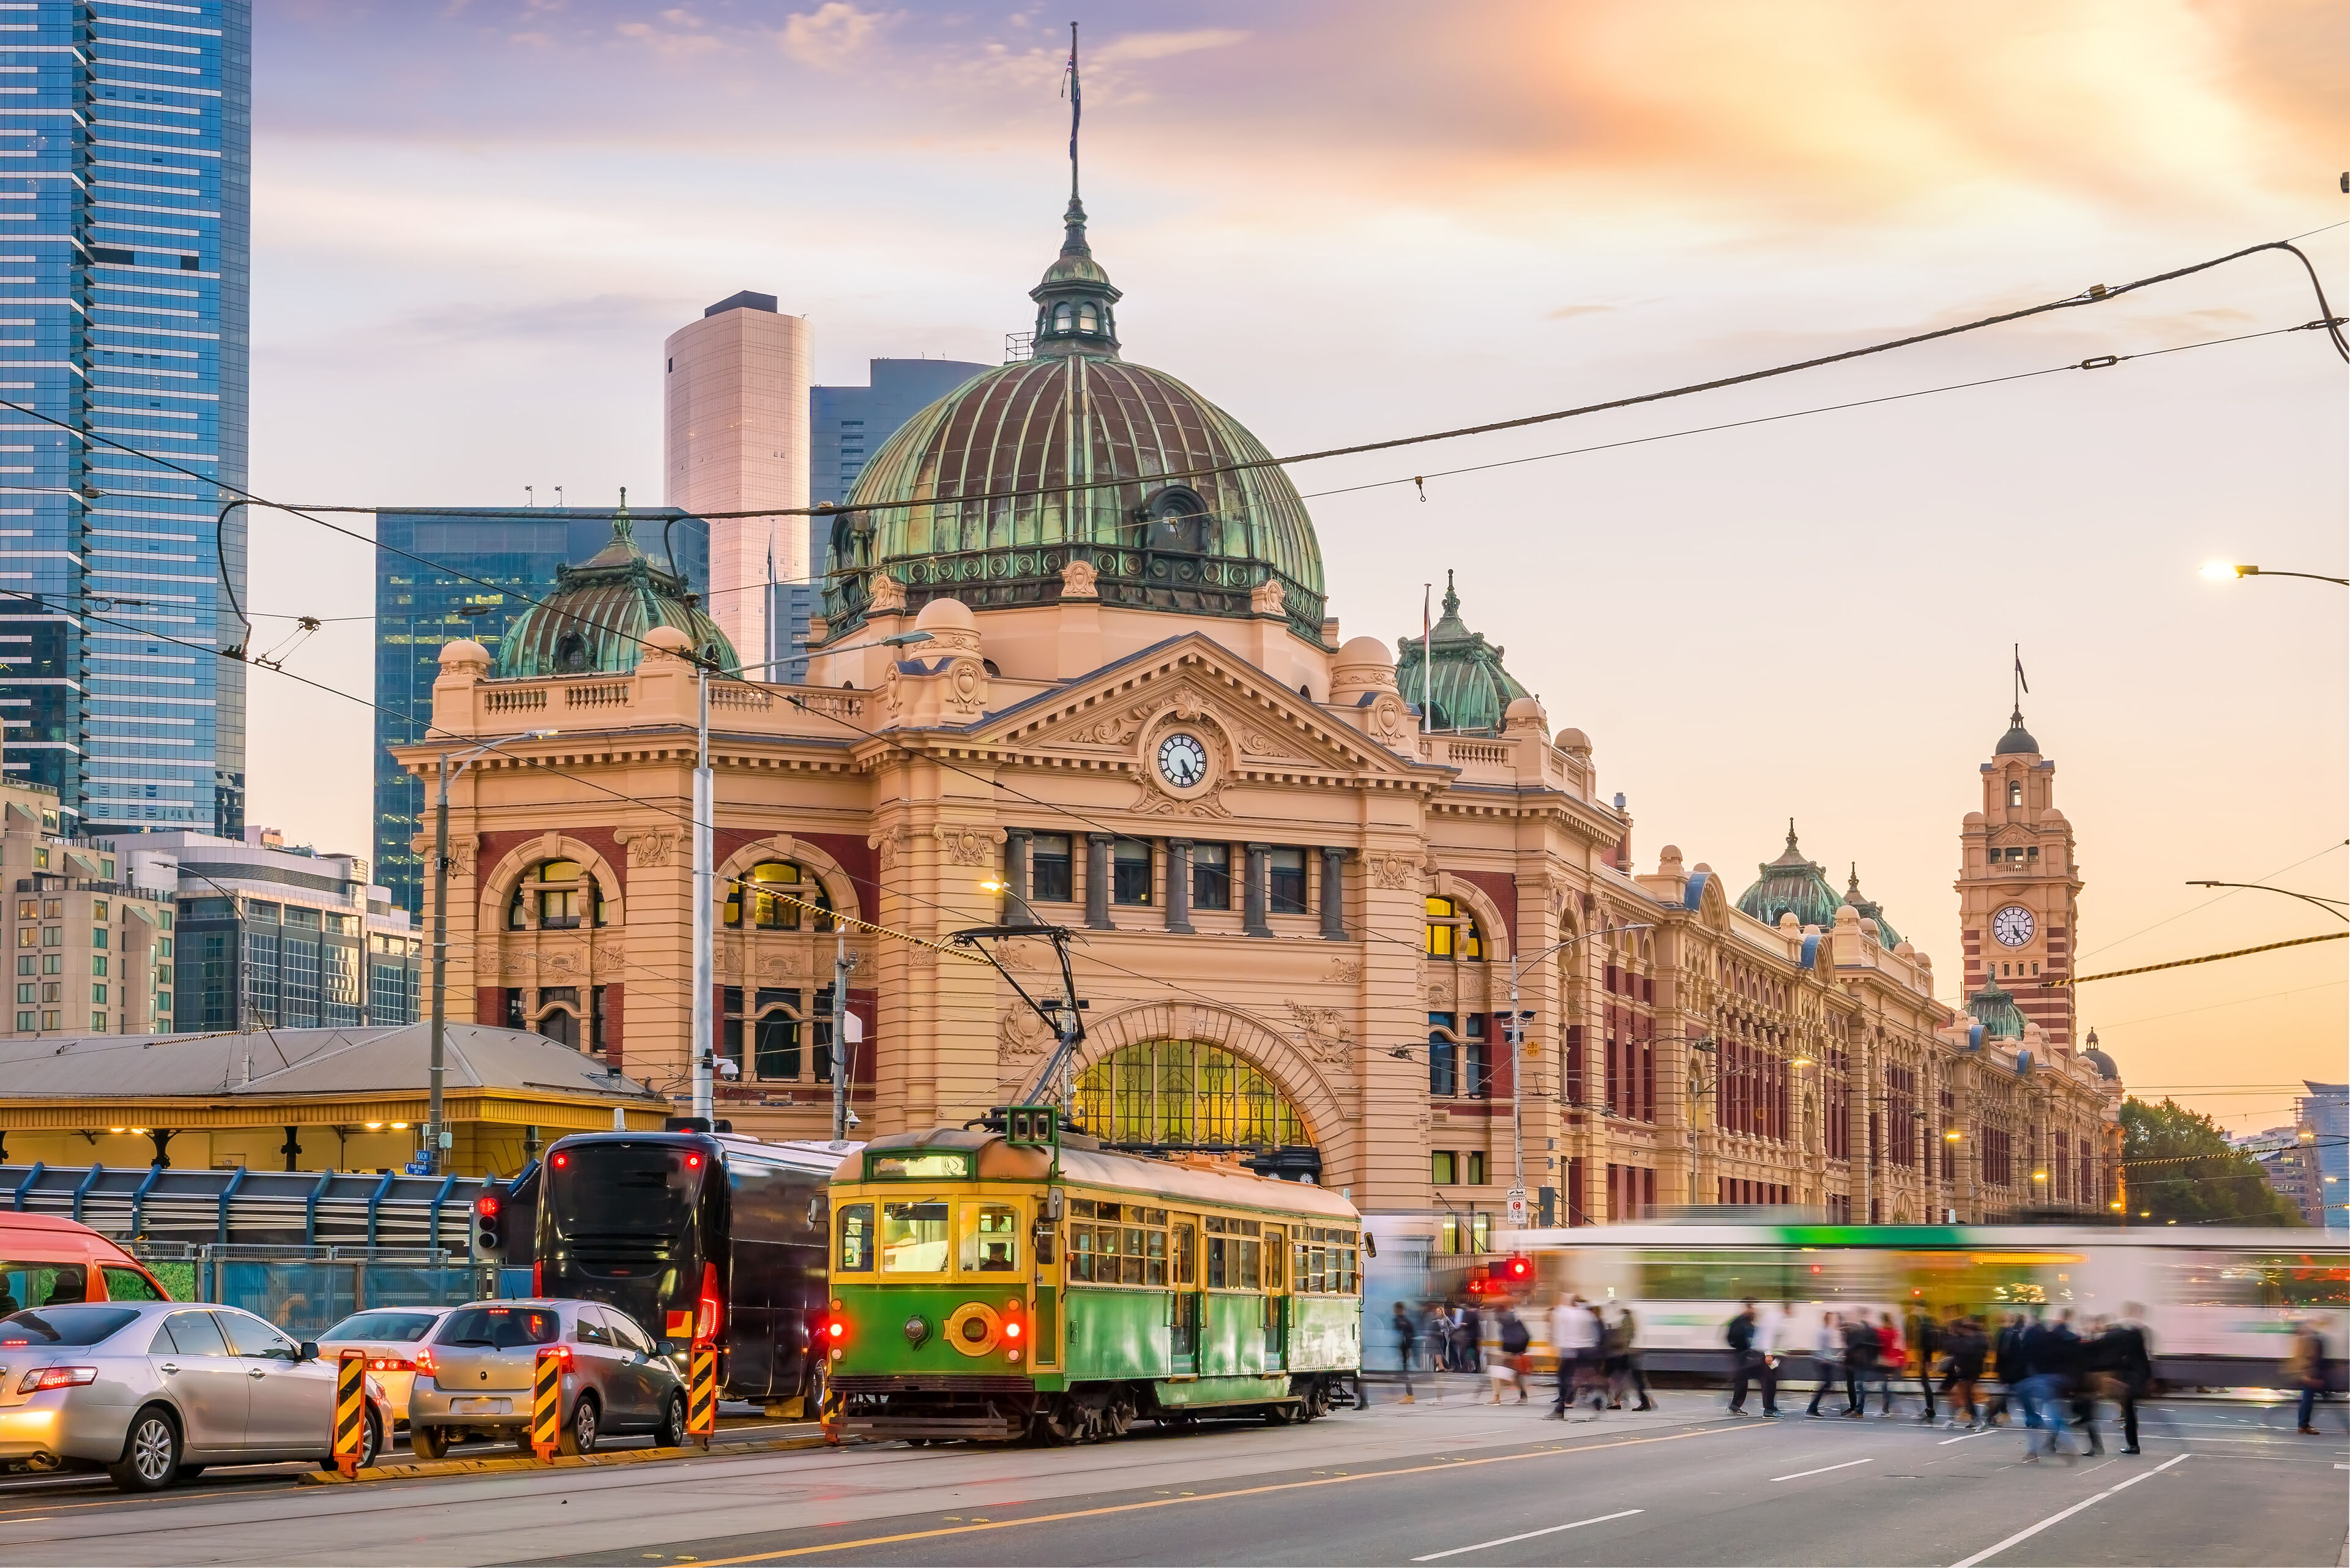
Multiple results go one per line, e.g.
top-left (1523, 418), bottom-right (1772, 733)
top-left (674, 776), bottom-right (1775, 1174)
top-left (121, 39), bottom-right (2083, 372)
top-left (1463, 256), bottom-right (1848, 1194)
top-left (780, 2), bottom-right (884, 70)
top-left (1095, 29), bottom-right (1248, 64)
top-left (1546, 304), bottom-right (1616, 321)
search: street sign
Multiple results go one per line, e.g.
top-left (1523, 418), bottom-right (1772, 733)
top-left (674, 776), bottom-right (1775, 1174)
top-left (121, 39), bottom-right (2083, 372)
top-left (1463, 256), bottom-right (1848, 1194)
top-left (1505, 1187), bottom-right (1528, 1227)
top-left (403, 1159), bottom-right (431, 1176)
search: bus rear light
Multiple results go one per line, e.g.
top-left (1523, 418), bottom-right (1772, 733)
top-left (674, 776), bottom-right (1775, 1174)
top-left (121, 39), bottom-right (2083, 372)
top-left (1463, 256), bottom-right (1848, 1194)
top-left (695, 1261), bottom-right (722, 1343)
top-left (533, 1260), bottom-right (545, 1296)
top-left (685, 1152), bottom-right (703, 1170)
top-left (551, 1152), bottom-right (568, 1168)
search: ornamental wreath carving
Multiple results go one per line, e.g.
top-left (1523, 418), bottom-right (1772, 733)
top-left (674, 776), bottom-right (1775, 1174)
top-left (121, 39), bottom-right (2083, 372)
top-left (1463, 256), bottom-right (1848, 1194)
top-left (616, 828), bottom-right (676, 869)
top-left (542, 947), bottom-right (584, 977)
top-left (867, 572), bottom-right (907, 613)
top-left (934, 825), bottom-right (1007, 867)
top-left (999, 1001), bottom-right (1054, 1061)
top-left (1368, 693), bottom-right (1412, 750)
top-left (1059, 558), bottom-right (1099, 599)
top-left (868, 826), bottom-right (910, 870)
top-left (1321, 958), bottom-right (1363, 985)
top-left (1250, 578), bottom-right (1287, 616)
top-left (1367, 853), bottom-right (1418, 890)
top-left (1282, 1001), bottom-right (1356, 1073)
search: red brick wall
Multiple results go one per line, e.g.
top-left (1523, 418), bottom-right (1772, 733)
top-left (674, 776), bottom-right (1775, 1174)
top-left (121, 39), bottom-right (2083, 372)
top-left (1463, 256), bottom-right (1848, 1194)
top-left (477, 827), bottom-right (629, 894)
top-left (1450, 869), bottom-right (1521, 953)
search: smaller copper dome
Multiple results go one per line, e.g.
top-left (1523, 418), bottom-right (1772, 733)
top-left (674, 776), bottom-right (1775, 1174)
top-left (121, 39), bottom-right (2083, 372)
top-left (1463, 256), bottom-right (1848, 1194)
top-left (493, 509), bottom-right (736, 679)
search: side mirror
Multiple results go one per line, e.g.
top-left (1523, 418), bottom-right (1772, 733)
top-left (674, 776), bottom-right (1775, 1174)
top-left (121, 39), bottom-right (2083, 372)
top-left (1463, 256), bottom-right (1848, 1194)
top-left (1362, 1234), bottom-right (1377, 1259)
top-left (1043, 1189), bottom-right (1065, 1223)
top-left (297, 1341), bottom-right (320, 1363)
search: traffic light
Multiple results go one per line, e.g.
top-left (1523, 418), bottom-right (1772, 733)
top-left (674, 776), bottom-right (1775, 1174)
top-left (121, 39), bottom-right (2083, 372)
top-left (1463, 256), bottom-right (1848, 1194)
top-left (1501, 1254), bottom-right (1534, 1287)
top-left (473, 1190), bottom-right (504, 1259)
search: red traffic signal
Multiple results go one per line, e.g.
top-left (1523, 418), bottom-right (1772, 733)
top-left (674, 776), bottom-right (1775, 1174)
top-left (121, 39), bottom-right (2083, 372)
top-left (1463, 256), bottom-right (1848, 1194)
top-left (1502, 1254), bottom-right (1533, 1283)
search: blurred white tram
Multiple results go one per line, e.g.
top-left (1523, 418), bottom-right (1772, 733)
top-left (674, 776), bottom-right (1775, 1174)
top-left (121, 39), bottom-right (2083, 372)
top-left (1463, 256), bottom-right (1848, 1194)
top-left (1494, 1222), bottom-right (2349, 1385)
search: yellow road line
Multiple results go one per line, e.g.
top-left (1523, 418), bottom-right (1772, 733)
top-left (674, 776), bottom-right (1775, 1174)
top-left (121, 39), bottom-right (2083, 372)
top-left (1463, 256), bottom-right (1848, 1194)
top-left (686, 1421), bottom-right (1760, 1565)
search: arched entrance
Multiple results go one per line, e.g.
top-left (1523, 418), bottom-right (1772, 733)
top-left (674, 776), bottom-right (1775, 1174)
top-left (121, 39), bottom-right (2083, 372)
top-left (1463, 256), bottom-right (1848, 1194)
top-left (1073, 1037), bottom-right (1315, 1177)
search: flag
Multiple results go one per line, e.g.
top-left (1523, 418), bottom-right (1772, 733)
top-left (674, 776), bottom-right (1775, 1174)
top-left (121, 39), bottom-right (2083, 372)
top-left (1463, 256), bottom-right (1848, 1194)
top-left (2013, 644), bottom-right (2028, 695)
top-left (1062, 25), bottom-right (1080, 167)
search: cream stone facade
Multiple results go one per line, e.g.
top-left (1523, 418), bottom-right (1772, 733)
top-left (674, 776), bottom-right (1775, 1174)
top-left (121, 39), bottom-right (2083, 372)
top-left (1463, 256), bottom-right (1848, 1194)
top-left (395, 189), bottom-right (2121, 1243)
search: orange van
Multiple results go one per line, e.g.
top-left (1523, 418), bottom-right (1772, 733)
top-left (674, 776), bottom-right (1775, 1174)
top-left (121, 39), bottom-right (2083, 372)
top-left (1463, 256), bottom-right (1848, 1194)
top-left (0, 1211), bottom-right (171, 1313)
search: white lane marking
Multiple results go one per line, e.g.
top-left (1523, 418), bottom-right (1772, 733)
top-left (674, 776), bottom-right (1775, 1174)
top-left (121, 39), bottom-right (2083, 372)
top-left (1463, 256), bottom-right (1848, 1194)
top-left (1939, 1430), bottom-right (1993, 1445)
top-left (1771, 1457), bottom-right (1875, 1482)
top-left (1948, 1453), bottom-right (2189, 1568)
top-left (1411, 1509), bottom-right (1643, 1561)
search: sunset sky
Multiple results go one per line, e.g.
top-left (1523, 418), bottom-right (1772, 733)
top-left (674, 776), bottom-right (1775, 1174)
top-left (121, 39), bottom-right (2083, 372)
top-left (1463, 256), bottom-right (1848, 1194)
top-left (248, 0), bottom-right (2346, 1129)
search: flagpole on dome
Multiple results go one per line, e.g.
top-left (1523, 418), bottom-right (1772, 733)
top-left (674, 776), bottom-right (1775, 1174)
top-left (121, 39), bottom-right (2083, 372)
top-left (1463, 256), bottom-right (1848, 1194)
top-left (1064, 21), bottom-right (1081, 207)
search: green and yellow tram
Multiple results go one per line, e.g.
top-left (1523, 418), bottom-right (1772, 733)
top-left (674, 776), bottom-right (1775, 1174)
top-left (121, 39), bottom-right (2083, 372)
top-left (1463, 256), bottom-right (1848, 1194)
top-left (823, 1119), bottom-right (1363, 1443)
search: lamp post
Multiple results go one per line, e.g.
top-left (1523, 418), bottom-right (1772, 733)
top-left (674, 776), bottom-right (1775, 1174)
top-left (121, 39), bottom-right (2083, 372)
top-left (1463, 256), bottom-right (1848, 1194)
top-left (688, 630), bottom-right (933, 1128)
top-left (2201, 562), bottom-right (2349, 587)
top-left (1499, 923), bottom-right (1649, 1228)
top-left (2183, 879), bottom-right (2349, 922)
top-left (429, 729), bottom-right (557, 1174)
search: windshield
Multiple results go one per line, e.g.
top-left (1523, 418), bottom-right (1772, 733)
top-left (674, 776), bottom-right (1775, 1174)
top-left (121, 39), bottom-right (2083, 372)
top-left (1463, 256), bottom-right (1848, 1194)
top-left (548, 1143), bottom-right (703, 1244)
top-left (881, 1200), bottom-right (950, 1274)
top-left (435, 1306), bottom-right (560, 1349)
top-left (0, 1306), bottom-right (139, 1347)
top-left (323, 1310), bottom-right (441, 1344)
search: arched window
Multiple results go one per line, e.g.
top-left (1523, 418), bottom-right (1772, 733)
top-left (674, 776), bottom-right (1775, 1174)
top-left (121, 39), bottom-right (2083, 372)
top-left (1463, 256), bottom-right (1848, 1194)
top-left (723, 861), bottom-right (834, 931)
top-left (1136, 485), bottom-right (1209, 554)
top-left (2008, 781), bottom-right (2023, 807)
top-left (1053, 302), bottom-right (1072, 330)
top-left (1077, 302), bottom-right (1099, 332)
top-left (537, 1007), bottom-right (578, 1050)
top-left (1425, 896), bottom-right (1483, 960)
top-left (509, 859), bottom-right (605, 930)
top-left (1074, 1038), bottom-right (1307, 1148)
top-left (554, 629), bottom-right (588, 673)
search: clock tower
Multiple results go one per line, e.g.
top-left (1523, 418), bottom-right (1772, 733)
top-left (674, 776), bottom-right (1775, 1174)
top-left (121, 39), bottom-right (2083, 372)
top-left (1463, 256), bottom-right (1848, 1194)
top-left (1958, 700), bottom-right (2084, 1050)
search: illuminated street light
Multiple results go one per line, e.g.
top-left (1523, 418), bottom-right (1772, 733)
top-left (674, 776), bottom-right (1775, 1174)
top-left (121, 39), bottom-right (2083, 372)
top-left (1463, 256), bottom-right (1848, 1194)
top-left (2201, 561), bottom-right (2348, 586)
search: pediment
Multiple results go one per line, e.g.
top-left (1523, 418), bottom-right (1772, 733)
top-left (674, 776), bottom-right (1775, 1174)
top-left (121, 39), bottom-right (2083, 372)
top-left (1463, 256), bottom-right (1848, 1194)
top-left (974, 635), bottom-right (1429, 787)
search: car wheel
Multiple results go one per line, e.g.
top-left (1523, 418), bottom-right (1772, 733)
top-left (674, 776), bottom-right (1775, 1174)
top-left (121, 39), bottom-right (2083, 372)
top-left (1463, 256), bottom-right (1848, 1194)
top-left (558, 1395), bottom-right (599, 1456)
top-left (658, 1391), bottom-right (688, 1449)
top-left (109, 1407), bottom-right (180, 1493)
top-left (409, 1424), bottom-right (449, 1462)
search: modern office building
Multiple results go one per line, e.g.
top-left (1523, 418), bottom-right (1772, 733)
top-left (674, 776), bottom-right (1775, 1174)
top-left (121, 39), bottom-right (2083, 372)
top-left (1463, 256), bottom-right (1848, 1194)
top-left (0, 1), bottom-right (252, 839)
top-left (106, 826), bottom-right (421, 1032)
top-left (0, 776), bottom-right (174, 1039)
top-left (371, 507), bottom-right (707, 918)
top-left (663, 291), bottom-right (808, 676)
top-left (2300, 1081), bottom-right (2348, 1231)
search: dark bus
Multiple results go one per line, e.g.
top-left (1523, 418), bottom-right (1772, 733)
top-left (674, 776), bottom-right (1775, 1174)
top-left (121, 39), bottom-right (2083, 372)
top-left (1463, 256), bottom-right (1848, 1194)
top-left (534, 1130), bottom-right (853, 1414)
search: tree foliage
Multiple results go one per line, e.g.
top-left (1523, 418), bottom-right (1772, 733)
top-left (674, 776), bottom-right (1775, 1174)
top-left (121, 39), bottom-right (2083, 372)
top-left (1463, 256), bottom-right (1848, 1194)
top-left (2120, 1096), bottom-right (2305, 1227)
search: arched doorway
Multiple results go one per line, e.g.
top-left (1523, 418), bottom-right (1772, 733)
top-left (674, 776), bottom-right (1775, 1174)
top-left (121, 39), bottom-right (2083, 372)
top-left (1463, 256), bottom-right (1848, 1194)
top-left (1073, 1038), bottom-right (1315, 1176)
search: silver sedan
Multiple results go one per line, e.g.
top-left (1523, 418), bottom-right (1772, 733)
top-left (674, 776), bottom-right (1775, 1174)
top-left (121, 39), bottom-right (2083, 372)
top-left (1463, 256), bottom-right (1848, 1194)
top-left (408, 1299), bottom-right (687, 1458)
top-left (0, 1301), bottom-right (391, 1491)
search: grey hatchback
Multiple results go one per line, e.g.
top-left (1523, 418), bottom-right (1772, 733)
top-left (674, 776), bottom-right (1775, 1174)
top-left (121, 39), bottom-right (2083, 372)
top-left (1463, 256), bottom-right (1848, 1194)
top-left (408, 1299), bottom-right (686, 1459)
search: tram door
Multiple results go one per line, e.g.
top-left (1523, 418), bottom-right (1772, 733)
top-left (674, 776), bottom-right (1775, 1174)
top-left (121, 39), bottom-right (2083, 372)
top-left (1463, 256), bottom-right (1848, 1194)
top-left (1169, 1217), bottom-right (1200, 1375)
top-left (1263, 1225), bottom-right (1287, 1370)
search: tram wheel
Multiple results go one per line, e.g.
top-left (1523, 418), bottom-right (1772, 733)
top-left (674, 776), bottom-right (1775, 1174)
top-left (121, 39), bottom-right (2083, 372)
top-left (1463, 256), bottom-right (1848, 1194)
top-left (1031, 1398), bottom-right (1081, 1447)
top-left (1264, 1401), bottom-right (1301, 1426)
top-left (1102, 1391), bottom-right (1136, 1440)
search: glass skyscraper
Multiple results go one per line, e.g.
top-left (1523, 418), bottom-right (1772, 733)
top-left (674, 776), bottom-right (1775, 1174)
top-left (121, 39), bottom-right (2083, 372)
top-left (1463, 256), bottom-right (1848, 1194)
top-left (0, 2), bottom-right (251, 838)
top-left (373, 508), bottom-right (707, 918)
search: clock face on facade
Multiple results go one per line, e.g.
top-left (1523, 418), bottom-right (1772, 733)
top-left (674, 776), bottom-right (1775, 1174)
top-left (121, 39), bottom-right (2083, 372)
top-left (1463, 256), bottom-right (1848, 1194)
top-left (1156, 732), bottom-right (1209, 790)
top-left (1991, 904), bottom-right (2036, 948)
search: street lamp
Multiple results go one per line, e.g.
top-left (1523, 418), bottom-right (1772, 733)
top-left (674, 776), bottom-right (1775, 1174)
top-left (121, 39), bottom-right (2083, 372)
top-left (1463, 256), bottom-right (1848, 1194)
top-left (1499, 922), bottom-right (1651, 1228)
top-left (427, 728), bottom-right (558, 1173)
top-left (2183, 880), bottom-right (2349, 923)
top-left (685, 630), bottom-right (933, 1132)
top-left (2201, 562), bottom-right (2349, 587)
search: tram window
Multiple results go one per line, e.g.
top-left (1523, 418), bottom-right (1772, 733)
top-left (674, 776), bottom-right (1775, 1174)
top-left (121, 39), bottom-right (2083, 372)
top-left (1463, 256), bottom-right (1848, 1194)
top-left (1172, 1222), bottom-right (1196, 1286)
top-left (1207, 1236), bottom-right (1228, 1290)
top-left (881, 1201), bottom-right (952, 1274)
top-left (1238, 1239), bottom-right (1261, 1291)
top-left (1144, 1227), bottom-right (1168, 1286)
top-left (961, 1203), bottom-right (1021, 1273)
top-left (1263, 1228), bottom-right (1285, 1290)
top-left (837, 1203), bottom-right (873, 1273)
top-left (868, 1152), bottom-right (971, 1181)
top-left (1639, 1252), bottom-right (1798, 1301)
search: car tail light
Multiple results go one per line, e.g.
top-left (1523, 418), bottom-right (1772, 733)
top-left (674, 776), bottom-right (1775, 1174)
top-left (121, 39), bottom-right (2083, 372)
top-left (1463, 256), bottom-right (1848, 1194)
top-left (543, 1345), bottom-right (573, 1368)
top-left (414, 1346), bottom-right (437, 1380)
top-left (695, 1261), bottom-right (722, 1343)
top-left (367, 1357), bottom-right (416, 1373)
top-left (533, 1260), bottom-right (544, 1296)
top-left (18, 1365), bottom-right (97, 1394)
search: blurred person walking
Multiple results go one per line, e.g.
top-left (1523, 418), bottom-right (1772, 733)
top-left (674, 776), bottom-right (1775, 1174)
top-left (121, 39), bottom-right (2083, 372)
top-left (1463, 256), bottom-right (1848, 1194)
top-left (1606, 1303), bottom-right (1656, 1411)
top-left (1941, 1314), bottom-right (1988, 1430)
top-left (1490, 1304), bottom-right (1531, 1404)
top-left (1806, 1309), bottom-right (1848, 1418)
top-left (1550, 1294), bottom-right (1601, 1419)
top-left (1391, 1301), bottom-right (1419, 1405)
top-left (1906, 1304), bottom-right (1942, 1424)
top-left (2286, 1318), bottom-right (2330, 1436)
top-left (2102, 1304), bottom-right (2152, 1453)
top-left (1726, 1299), bottom-right (1779, 1417)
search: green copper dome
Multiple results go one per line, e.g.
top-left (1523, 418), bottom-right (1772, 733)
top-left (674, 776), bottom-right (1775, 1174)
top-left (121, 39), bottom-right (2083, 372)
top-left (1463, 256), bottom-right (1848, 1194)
top-left (493, 508), bottom-right (736, 680)
top-left (1737, 823), bottom-right (1843, 930)
top-left (819, 194), bottom-right (1326, 644)
top-left (1968, 979), bottom-right (2027, 1040)
top-left (1393, 572), bottom-right (1532, 734)
top-left (1841, 864), bottom-right (1904, 949)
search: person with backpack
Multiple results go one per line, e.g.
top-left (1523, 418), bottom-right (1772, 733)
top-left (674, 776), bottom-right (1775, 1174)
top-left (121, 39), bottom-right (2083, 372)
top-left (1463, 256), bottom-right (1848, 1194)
top-left (1490, 1304), bottom-right (1532, 1404)
top-left (1841, 1310), bottom-right (1883, 1417)
top-left (1391, 1301), bottom-right (1419, 1405)
top-left (1942, 1315), bottom-right (1988, 1430)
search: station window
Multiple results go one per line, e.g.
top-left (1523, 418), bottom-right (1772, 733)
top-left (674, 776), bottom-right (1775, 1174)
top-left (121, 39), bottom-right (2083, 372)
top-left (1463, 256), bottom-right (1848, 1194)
top-left (1192, 843), bottom-right (1233, 910)
top-left (1268, 848), bottom-right (1308, 914)
top-left (724, 861), bottom-right (832, 930)
top-left (1031, 835), bottom-right (1073, 903)
top-left (1426, 897), bottom-right (1483, 960)
top-left (1431, 1150), bottom-right (1457, 1185)
top-left (1111, 838), bottom-right (1152, 906)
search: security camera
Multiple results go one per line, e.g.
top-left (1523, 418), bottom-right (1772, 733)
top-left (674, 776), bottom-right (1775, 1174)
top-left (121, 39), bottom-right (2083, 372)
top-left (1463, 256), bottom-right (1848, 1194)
top-left (717, 1058), bottom-right (740, 1078)
top-left (845, 1110), bottom-right (862, 1130)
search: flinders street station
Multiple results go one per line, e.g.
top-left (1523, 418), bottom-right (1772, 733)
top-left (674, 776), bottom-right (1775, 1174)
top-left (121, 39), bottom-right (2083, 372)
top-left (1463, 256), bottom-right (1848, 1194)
top-left (397, 185), bottom-right (2122, 1243)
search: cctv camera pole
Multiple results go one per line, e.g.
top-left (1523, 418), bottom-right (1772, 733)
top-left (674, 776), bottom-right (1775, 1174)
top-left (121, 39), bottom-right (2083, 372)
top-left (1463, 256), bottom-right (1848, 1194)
top-left (830, 926), bottom-right (852, 1142)
top-left (691, 667), bottom-right (715, 1126)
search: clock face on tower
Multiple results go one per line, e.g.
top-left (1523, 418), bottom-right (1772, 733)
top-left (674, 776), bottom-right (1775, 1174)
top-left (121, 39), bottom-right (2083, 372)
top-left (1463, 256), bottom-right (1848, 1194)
top-left (1991, 904), bottom-right (2036, 947)
top-left (1156, 732), bottom-right (1209, 790)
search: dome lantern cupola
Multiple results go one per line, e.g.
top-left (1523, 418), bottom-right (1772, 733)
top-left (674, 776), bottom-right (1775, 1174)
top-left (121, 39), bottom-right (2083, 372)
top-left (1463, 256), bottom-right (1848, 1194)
top-left (1029, 194), bottom-right (1121, 359)
top-left (493, 496), bottom-right (737, 679)
top-left (1736, 821), bottom-right (1842, 930)
top-left (1842, 862), bottom-right (1904, 949)
top-left (1392, 571), bottom-right (1532, 734)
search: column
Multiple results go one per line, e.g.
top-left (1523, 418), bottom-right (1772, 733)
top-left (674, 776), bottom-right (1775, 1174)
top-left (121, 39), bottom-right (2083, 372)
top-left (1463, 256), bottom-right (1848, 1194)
top-left (1242, 843), bottom-right (1271, 937)
top-left (1002, 827), bottom-right (1031, 927)
top-left (1165, 838), bottom-right (1194, 933)
top-left (1318, 847), bottom-right (1348, 941)
top-left (1084, 833), bottom-right (1113, 930)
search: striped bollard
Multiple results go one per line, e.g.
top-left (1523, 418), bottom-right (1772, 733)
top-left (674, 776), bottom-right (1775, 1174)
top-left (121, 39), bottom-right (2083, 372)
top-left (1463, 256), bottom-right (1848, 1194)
top-left (687, 1342), bottom-right (717, 1450)
top-left (333, 1350), bottom-right (367, 1478)
top-left (532, 1346), bottom-right (562, 1463)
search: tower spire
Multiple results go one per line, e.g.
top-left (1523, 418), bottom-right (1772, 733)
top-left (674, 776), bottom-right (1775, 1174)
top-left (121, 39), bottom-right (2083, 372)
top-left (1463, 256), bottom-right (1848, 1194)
top-left (1065, 21), bottom-right (1081, 208)
top-left (1029, 21), bottom-right (1121, 358)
